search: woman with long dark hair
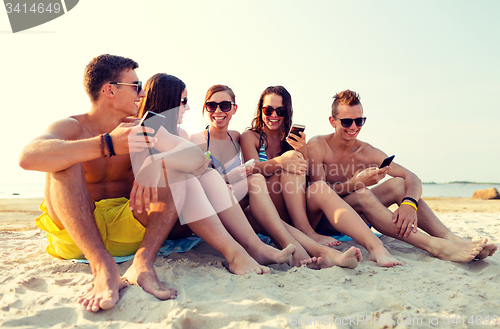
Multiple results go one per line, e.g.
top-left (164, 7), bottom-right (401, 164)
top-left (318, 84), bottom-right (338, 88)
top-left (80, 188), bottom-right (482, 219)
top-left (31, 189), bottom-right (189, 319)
top-left (241, 86), bottom-right (402, 267)
top-left (189, 84), bottom-right (364, 269)
top-left (135, 74), bottom-right (298, 274)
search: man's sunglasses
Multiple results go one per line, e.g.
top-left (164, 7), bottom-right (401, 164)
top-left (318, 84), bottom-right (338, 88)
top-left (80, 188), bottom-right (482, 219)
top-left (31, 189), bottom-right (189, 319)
top-left (262, 106), bottom-right (287, 117)
top-left (109, 81), bottom-right (143, 95)
top-left (205, 101), bottom-right (234, 112)
top-left (181, 97), bottom-right (188, 106)
top-left (336, 117), bottom-right (367, 128)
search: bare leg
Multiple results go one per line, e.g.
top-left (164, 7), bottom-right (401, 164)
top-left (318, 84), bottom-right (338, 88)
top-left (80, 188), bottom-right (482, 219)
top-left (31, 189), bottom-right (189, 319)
top-left (183, 174), bottom-right (290, 274)
top-left (234, 174), bottom-right (314, 266)
top-left (122, 169), bottom-right (186, 301)
top-left (371, 178), bottom-right (497, 259)
top-left (45, 164), bottom-right (126, 313)
top-left (307, 181), bottom-right (402, 267)
top-left (344, 187), bottom-right (487, 262)
top-left (270, 171), bottom-right (339, 247)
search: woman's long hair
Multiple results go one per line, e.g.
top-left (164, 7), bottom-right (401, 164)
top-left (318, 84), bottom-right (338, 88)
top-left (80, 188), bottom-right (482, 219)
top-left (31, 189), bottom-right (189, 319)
top-left (137, 73), bottom-right (186, 135)
top-left (249, 86), bottom-right (293, 154)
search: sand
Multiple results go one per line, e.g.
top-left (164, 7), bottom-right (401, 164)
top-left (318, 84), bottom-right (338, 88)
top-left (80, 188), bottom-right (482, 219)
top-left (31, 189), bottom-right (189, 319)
top-left (0, 198), bottom-right (499, 328)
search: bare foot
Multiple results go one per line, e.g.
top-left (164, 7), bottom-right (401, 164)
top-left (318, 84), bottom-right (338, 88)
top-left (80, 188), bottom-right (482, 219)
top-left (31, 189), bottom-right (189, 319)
top-left (248, 243), bottom-right (294, 266)
top-left (368, 245), bottom-right (403, 267)
top-left (442, 232), bottom-right (497, 260)
top-left (227, 252), bottom-right (271, 275)
top-left (306, 246), bottom-right (362, 269)
top-left (308, 232), bottom-right (340, 247)
top-left (475, 243), bottom-right (497, 259)
top-left (333, 247), bottom-right (363, 269)
top-left (430, 238), bottom-right (487, 262)
top-left (291, 244), bottom-right (315, 267)
top-left (122, 259), bottom-right (177, 300)
top-left (77, 258), bottom-right (125, 312)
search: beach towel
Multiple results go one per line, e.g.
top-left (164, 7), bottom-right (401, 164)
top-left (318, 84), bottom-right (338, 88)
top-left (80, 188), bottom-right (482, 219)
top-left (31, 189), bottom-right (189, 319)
top-left (70, 236), bottom-right (202, 264)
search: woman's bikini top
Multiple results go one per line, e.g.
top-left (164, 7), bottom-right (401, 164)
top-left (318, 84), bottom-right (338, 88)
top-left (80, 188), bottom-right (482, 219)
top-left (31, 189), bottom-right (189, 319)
top-left (258, 134), bottom-right (268, 161)
top-left (206, 127), bottom-right (241, 175)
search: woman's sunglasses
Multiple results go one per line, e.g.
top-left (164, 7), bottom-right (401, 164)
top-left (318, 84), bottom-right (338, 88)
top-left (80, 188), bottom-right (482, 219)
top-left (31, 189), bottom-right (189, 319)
top-left (109, 81), bottom-right (143, 95)
top-left (336, 117), bottom-right (367, 128)
top-left (205, 101), bottom-right (234, 112)
top-left (181, 97), bottom-right (188, 106)
top-left (262, 106), bottom-right (287, 117)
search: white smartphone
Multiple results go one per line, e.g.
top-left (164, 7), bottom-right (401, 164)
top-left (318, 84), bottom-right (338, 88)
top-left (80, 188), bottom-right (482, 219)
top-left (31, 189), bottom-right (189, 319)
top-left (244, 159), bottom-right (255, 168)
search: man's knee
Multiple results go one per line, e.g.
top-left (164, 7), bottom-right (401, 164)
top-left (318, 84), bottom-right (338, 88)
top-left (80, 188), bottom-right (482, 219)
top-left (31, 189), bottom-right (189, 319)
top-left (49, 163), bottom-right (86, 184)
top-left (384, 177), bottom-right (406, 201)
top-left (347, 187), bottom-right (377, 208)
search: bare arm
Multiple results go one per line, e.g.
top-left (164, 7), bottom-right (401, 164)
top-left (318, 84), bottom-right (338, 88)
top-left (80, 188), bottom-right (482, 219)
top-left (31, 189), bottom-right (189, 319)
top-left (146, 126), bottom-right (206, 173)
top-left (240, 130), bottom-right (283, 176)
top-left (307, 137), bottom-right (327, 182)
top-left (387, 163), bottom-right (422, 201)
top-left (19, 116), bottom-right (153, 173)
top-left (19, 118), bottom-right (101, 172)
top-left (286, 131), bottom-right (308, 159)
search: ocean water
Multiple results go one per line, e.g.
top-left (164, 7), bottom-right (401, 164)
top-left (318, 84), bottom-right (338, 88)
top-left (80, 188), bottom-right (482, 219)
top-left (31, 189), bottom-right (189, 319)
top-left (0, 182), bottom-right (44, 199)
top-left (421, 184), bottom-right (500, 198)
top-left (0, 182), bottom-right (499, 199)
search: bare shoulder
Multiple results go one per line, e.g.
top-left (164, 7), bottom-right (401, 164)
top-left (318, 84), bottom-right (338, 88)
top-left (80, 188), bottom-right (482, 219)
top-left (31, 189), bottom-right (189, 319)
top-left (228, 130), bottom-right (241, 144)
top-left (307, 134), bottom-right (329, 156)
top-left (39, 116), bottom-right (84, 141)
top-left (241, 129), bottom-right (260, 141)
top-left (240, 130), bottom-right (260, 152)
top-left (189, 130), bottom-right (206, 145)
top-left (178, 127), bottom-right (190, 140)
top-left (307, 134), bottom-right (328, 148)
top-left (357, 140), bottom-right (388, 163)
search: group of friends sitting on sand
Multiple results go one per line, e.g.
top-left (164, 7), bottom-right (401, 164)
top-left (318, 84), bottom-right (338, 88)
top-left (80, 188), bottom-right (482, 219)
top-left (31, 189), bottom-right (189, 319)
top-left (19, 54), bottom-right (497, 312)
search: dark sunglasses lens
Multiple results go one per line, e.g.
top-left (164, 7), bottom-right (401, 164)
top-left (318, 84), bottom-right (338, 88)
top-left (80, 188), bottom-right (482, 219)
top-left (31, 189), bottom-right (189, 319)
top-left (137, 81), bottom-right (142, 94)
top-left (275, 107), bottom-right (287, 117)
top-left (262, 107), bottom-right (273, 116)
top-left (355, 117), bottom-right (366, 126)
top-left (340, 119), bottom-right (353, 128)
top-left (206, 102), bottom-right (217, 112)
top-left (181, 97), bottom-right (188, 105)
top-left (219, 101), bottom-right (232, 112)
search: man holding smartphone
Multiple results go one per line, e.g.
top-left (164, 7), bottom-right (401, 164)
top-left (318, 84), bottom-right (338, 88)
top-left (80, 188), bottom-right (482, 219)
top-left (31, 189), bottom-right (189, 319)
top-left (307, 89), bottom-right (496, 262)
top-left (19, 55), bottom-right (205, 312)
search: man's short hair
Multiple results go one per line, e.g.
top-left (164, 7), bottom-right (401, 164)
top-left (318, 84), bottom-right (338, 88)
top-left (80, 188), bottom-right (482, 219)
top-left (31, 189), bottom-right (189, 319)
top-left (84, 54), bottom-right (139, 102)
top-left (331, 90), bottom-right (362, 117)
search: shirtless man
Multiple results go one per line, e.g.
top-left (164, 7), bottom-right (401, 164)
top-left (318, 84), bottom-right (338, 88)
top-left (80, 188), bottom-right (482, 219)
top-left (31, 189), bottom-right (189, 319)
top-left (307, 89), bottom-right (496, 262)
top-left (18, 55), bottom-right (202, 312)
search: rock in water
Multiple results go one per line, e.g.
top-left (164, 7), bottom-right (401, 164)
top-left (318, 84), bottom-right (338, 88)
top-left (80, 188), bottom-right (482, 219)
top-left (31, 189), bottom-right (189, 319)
top-left (471, 188), bottom-right (500, 200)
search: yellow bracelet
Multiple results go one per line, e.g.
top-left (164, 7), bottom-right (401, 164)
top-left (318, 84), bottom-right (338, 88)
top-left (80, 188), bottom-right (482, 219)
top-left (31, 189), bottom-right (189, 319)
top-left (401, 202), bottom-right (418, 211)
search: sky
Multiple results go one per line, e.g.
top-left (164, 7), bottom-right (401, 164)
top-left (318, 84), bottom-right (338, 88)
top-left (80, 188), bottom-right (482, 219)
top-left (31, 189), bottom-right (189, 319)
top-left (1, 0), bottom-right (499, 185)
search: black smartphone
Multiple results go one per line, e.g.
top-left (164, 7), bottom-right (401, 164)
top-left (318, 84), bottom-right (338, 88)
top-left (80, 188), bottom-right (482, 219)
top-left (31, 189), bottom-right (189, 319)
top-left (139, 111), bottom-right (166, 137)
top-left (380, 155), bottom-right (395, 168)
top-left (288, 124), bottom-right (306, 142)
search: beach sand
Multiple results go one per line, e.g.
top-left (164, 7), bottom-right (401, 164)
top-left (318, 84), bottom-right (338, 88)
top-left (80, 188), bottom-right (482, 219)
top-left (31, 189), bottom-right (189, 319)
top-left (0, 198), bottom-right (499, 328)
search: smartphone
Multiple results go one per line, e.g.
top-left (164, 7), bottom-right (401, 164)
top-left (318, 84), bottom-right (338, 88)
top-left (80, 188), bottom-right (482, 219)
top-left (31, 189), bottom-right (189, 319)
top-left (244, 158), bottom-right (255, 168)
top-left (380, 155), bottom-right (395, 168)
top-left (288, 124), bottom-right (306, 142)
top-left (139, 111), bottom-right (166, 137)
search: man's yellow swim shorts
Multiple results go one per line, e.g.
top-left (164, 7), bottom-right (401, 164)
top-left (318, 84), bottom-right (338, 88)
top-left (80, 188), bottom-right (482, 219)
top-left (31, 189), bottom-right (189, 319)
top-left (36, 197), bottom-right (146, 260)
